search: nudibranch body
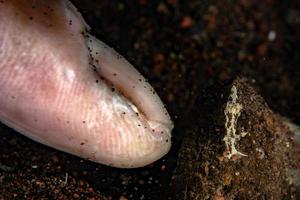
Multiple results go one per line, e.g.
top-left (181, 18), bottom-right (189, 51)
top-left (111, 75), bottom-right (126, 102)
top-left (0, 0), bottom-right (173, 168)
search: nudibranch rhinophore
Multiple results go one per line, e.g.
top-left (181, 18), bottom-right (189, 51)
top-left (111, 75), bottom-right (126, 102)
top-left (0, 0), bottom-right (173, 168)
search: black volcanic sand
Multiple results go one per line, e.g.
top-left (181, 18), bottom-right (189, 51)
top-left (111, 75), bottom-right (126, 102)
top-left (169, 78), bottom-right (300, 199)
top-left (1, 0), bottom-right (300, 199)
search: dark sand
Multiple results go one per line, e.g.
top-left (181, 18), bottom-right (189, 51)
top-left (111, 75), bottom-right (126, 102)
top-left (169, 78), bottom-right (300, 199)
top-left (1, 0), bottom-right (300, 199)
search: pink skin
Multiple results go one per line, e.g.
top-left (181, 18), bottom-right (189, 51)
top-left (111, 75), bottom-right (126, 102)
top-left (0, 0), bottom-right (173, 168)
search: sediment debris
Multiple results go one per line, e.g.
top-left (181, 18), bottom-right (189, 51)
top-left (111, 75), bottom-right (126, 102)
top-left (169, 78), bottom-right (300, 200)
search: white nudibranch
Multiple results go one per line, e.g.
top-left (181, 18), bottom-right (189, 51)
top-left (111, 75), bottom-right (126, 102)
top-left (0, 0), bottom-right (173, 168)
top-left (223, 85), bottom-right (248, 159)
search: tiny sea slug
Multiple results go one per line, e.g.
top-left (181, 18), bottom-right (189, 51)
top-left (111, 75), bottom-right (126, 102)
top-left (0, 0), bottom-right (173, 168)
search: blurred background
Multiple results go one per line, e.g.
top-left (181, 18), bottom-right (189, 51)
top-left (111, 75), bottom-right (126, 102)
top-left (0, 0), bottom-right (299, 199)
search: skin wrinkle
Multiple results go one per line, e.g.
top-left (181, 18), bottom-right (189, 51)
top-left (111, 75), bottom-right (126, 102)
top-left (0, 0), bottom-right (173, 168)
